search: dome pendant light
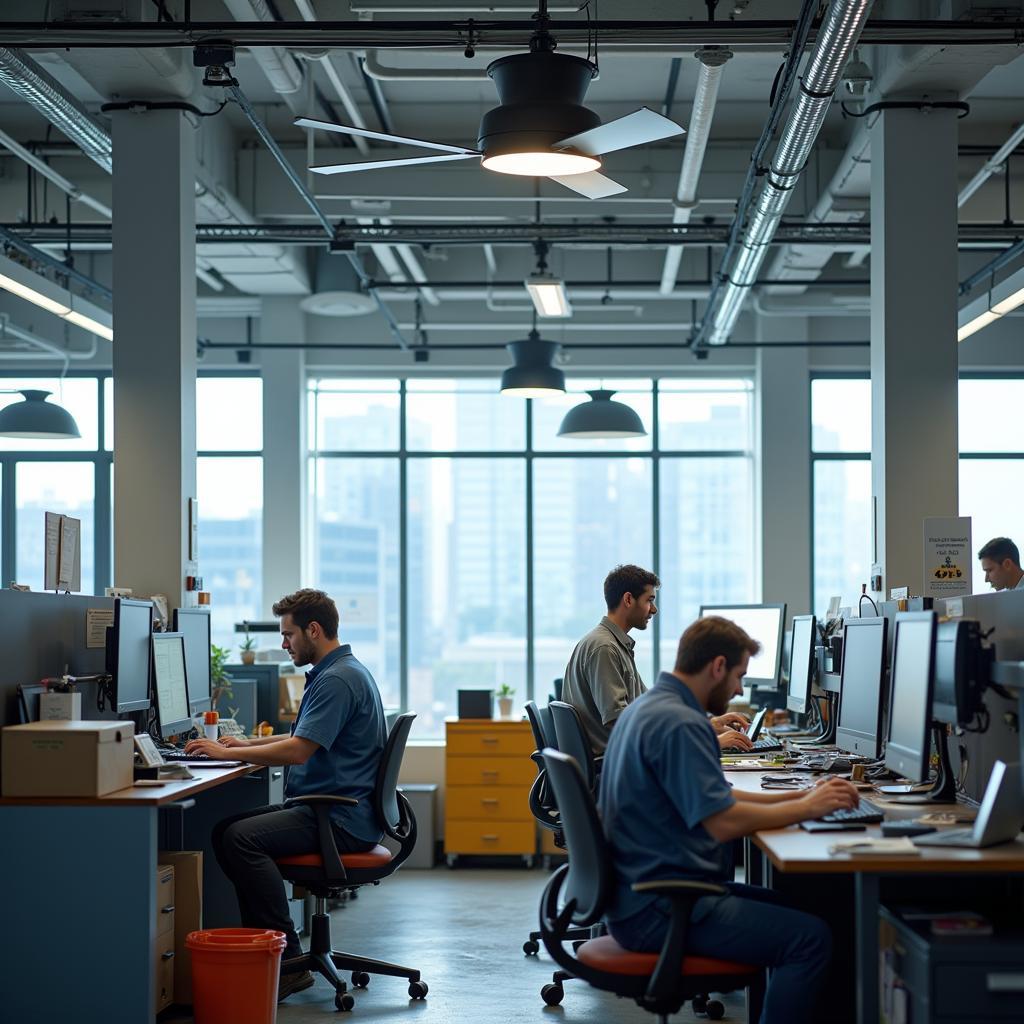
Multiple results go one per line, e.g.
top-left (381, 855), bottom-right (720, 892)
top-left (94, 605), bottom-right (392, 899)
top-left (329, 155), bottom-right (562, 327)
top-left (557, 389), bottom-right (647, 439)
top-left (499, 329), bottom-right (566, 398)
top-left (0, 389), bottom-right (81, 440)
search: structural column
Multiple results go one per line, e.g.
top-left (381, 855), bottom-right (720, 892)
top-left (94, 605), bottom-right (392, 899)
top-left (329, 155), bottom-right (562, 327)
top-left (260, 298), bottom-right (307, 613)
top-left (757, 318), bottom-right (811, 619)
top-left (870, 106), bottom-right (960, 594)
top-left (111, 109), bottom-right (196, 605)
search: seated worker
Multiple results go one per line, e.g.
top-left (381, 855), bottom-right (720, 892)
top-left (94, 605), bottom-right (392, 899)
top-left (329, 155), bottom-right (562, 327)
top-left (562, 564), bottom-right (753, 756)
top-left (184, 588), bottom-right (386, 1002)
top-left (599, 616), bottom-right (859, 1024)
top-left (978, 536), bottom-right (1024, 592)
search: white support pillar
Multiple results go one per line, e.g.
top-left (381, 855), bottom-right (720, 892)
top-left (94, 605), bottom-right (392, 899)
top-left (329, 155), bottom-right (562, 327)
top-left (260, 299), bottom-right (307, 613)
top-left (757, 319), bottom-right (811, 620)
top-left (870, 106), bottom-right (960, 595)
top-left (112, 109), bottom-right (196, 605)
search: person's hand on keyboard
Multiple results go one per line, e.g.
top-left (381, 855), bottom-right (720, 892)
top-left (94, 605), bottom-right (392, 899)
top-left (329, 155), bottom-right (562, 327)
top-left (717, 728), bottom-right (754, 752)
top-left (184, 737), bottom-right (242, 759)
top-left (218, 735), bottom-right (251, 749)
top-left (711, 711), bottom-right (751, 735)
top-left (798, 777), bottom-right (860, 820)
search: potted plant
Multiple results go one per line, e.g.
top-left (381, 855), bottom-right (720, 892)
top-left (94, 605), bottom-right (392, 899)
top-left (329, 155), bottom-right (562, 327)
top-left (210, 644), bottom-right (233, 706)
top-left (239, 624), bottom-right (257, 665)
top-left (496, 684), bottom-right (515, 719)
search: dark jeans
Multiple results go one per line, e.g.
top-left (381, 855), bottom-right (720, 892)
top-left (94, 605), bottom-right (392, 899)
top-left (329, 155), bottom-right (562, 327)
top-left (608, 882), bottom-right (832, 1024)
top-left (211, 802), bottom-right (375, 961)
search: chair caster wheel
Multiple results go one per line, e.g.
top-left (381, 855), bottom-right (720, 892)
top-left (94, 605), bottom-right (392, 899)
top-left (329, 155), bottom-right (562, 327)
top-left (408, 980), bottom-right (428, 1000)
top-left (692, 995), bottom-right (708, 1014)
top-left (335, 992), bottom-right (355, 1011)
top-left (523, 939), bottom-right (540, 955)
top-left (706, 999), bottom-right (725, 1020)
top-left (541, 983), bottom-right (564, 1006)
top-left (351, 971), bottom-right (370, 989)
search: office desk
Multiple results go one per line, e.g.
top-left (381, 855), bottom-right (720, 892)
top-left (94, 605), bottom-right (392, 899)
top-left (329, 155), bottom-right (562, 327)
top-left (726, 769), bottom-right (1024, 1024)
top-left (0, 764), bottom-right (276, 1024)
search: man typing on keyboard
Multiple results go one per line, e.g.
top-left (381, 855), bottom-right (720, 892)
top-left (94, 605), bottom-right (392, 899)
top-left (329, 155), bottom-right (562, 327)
top-left (599, 616), bottom-right (859, 1024)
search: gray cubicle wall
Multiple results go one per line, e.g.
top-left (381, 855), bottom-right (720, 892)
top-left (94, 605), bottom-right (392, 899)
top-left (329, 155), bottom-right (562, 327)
top-left (939, 589), bottom-right (1024, 803)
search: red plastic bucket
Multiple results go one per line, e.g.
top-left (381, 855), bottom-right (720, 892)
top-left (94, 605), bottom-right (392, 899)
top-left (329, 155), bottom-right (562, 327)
top-left (186, 928), bottom-right (288, 1024)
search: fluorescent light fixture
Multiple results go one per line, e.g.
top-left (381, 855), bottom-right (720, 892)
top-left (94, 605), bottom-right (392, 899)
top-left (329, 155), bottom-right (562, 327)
top-left (481, 151), bottom-right (600, 177)
top-left (958, 264), bottom-right (1024, 342)
top-left (525, 274), bottom-right (572, 318)
top-left (0, 253), bottom-right (113, 341)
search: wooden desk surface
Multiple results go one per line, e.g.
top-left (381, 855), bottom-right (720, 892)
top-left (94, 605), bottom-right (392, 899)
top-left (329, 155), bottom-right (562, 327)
top-left (0, 763), bottom-right (258, 808)
top-left (725, 766), bottom-right (1024, 874)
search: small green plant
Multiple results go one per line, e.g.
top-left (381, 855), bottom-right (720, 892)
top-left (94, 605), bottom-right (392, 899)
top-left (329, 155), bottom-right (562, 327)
top-left (210, 644), bottom-right (233, 703)
top-left (496, 684), bottom-right (515, 699)
top-left (240, 634), bottom-right (256, 653)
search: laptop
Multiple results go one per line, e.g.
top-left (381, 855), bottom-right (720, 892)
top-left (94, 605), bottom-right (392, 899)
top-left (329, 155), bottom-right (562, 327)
top-left (913, 760), bottom-right (1024, 849)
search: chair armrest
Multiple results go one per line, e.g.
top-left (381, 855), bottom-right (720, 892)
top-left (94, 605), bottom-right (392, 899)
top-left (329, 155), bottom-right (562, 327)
top-left (631, 880), bottom-right (727, 898)
top-left (284, 795), bottom-right (358, 807)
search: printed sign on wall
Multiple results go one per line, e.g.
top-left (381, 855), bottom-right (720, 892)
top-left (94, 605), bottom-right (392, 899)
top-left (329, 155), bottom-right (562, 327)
top-left (922, 516), bottom-right (972, 599)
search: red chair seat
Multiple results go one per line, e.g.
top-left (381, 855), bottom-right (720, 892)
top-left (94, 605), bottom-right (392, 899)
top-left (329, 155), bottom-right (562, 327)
top-left (276, 845), bottom-right (394, 871)
top-left (577, 935), bottom-right (757, 978)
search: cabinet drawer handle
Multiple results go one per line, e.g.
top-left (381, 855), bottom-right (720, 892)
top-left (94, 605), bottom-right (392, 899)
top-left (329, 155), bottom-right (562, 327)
top-left (481, 799), bottom-right (499, 806)
top-left (161, 951), bottom-right (175, 961)
top-left (161, 904), bottom-right (175, 914)
top-left (481, 770), bottom-right (499, 776)
top-left (481, 737), bottom-right (499, 744)
top-left (481, 834), bottom-right (500, 841)
top-left (271, 771), bottom-right (283, 780)
top-left (988, 973), bottom-right (1024, 992)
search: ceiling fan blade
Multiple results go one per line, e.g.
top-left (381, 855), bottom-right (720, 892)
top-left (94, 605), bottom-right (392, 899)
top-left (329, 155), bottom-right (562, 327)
top-left (550, 171), bottom-right (629, 200)
top-left (310, 153), bottom-right (479, 176)
top-left (554, 107), bottom-right (685, 157)
top-left (295, 117), bottom-right (479, 156)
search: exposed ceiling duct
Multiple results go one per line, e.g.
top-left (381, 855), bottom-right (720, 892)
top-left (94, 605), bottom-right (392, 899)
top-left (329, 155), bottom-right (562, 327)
top-left (698, 0), bottom-right (874, 346)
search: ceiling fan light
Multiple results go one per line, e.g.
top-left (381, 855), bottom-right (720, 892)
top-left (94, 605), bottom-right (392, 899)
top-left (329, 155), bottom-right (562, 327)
top-left (557, 389), bottom-right (647, 439)
top-left (481, 150), bottom-right (600, 177)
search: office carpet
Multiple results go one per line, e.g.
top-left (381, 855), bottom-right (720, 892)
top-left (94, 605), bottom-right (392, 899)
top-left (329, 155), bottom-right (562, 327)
top-left (167, 866), bottom-right (746, 1023)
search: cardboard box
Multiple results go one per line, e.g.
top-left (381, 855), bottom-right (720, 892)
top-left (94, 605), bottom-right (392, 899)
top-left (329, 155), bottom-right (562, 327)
top-left (1, 720), bottom-right (134, 797)
top-left (39, 692), bottom-right (82, 721)
top-left (159, 851), bottom-right (203, 1005)
top-left (279, 674), bottom-right (304, 717)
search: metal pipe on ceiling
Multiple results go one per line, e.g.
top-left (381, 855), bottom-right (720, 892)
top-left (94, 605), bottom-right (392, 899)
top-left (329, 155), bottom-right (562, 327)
top-left (198, 338), bottom-right (870, 351)
top-left (363, 50), bottom-right (489, 81)
top-left (697, 0), bottom-right (875, 347)
top-left (659, 47), bottom-right (730, 296)
top-left (958, 122), bottom-right (1024, 210)
top-left (223, 0), bottom-right (304, 107)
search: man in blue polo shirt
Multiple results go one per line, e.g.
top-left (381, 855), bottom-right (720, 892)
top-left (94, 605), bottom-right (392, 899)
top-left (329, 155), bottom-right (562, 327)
top-left (185, 588), bottom-right (386, 1000)
top-left (599, 616), bottom-right (860, 1024)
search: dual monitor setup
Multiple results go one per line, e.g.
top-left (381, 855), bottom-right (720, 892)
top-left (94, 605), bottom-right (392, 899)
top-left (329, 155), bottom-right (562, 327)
top-left (703, 602), bottom-right (991, 799)
top-left (106, 598), bottom-right (213, 742)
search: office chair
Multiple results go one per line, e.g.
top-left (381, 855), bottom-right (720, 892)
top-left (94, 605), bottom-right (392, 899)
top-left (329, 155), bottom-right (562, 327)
top-left (522, 701), bottom-right (590, 958)
top-left (549, 700), bottom-right (602, 791)
top-left (275, 713), bottom-right (428, 1012)
top-left (537, 749), bottom-right (764, 1022)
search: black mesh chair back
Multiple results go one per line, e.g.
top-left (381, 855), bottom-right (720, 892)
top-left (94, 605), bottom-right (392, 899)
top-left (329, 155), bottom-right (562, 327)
top-left (541, 749), bottom-right (610, 927)
top-left (525, 700), bottom-right (557, 750)
top-left (375, 712), bottom-right (417, 844)
top-left (550, 700), bottom-right (595, 790)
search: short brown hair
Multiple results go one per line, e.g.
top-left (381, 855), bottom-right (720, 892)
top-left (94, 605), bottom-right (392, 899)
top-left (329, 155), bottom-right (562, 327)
top-left (979, 536), bottom-right (1020, 567)
top-left (604, 564), bottom-right (661, 612)
top-left (675, 616), bottom-right (760, 675)
top-left (272, 589), bottom-right (340, 640)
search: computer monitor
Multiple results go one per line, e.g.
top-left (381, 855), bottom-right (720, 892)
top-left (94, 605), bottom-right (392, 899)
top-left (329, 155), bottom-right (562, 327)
top-left (699, 604), bottom-right (787, 690)
top-left (884, 611), bottom-right (938, 782)
top-left (152, 632), bottom-right (193, 738)
top-left (835, 616), bottom-right (888, 758)
top-left (173, 608), bottom-right (213, 712)
top-left (786, 615), bottom-right (816, 716)
top-left (107, 597), bottom-right (153, 713)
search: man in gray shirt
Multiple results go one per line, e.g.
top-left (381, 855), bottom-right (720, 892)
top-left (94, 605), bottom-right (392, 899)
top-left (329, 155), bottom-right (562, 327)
top-left (562, 565), bottom-right (752, 755)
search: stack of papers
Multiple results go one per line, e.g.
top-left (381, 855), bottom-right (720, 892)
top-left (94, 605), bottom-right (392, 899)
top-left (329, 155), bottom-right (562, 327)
top-left (827, 837), bottom-right (921, 856)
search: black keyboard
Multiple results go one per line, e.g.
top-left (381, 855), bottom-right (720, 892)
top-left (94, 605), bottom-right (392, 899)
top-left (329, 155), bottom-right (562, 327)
top-left (723, 738), bottom-right (784, 754)
top-left (162, 749), bottom-right (212, 762)
top-left (820, 798), bottom-right (885, 825)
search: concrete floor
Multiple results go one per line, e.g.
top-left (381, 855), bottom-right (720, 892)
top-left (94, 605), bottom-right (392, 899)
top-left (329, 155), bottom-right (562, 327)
top-left (174, 867), bottom-right (746, 1023)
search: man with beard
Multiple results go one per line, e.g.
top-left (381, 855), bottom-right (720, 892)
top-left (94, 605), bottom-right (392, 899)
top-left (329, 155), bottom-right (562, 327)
top-left (562, 564), bottom-right (753, 755)
top-left (185, 589), bottom-right (386, 1001)
top-left (598, 616), bottom-right (859, 1024)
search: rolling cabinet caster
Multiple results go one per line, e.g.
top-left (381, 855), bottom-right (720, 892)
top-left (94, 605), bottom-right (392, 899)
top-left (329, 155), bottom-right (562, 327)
top-left (706, 999), bottom-right (725, 1020)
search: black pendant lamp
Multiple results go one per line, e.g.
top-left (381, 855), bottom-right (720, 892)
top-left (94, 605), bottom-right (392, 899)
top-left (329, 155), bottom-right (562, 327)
top-left (0, 389), bottom-right (81, 439)
top-left (557, 389), bottom-right (646, 439)
top-left (500, 329), bottom-right (566, 398)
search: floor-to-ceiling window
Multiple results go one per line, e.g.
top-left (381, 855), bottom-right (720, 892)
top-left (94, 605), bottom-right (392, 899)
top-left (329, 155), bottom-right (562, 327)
top-left (308, 377), bottom-right (757, 736)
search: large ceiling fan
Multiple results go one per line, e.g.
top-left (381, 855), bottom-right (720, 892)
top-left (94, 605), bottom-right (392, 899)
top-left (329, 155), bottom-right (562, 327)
top-left (296, 17), bottom-right (685, 200)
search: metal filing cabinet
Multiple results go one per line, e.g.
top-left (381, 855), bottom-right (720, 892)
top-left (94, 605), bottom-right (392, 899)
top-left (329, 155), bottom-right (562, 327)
top-left (444, 719), bottom-right (536, 867)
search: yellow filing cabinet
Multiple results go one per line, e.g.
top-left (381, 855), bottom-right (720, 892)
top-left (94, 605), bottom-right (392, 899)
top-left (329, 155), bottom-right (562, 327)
top-left (444, 719), bottom-right (536, 867)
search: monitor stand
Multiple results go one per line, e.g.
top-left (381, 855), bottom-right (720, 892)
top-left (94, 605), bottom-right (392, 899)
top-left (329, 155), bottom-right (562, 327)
top-left (792, 693), bottom-right (838, 746)
top-left (887, 723), bottom-right (957, 805)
